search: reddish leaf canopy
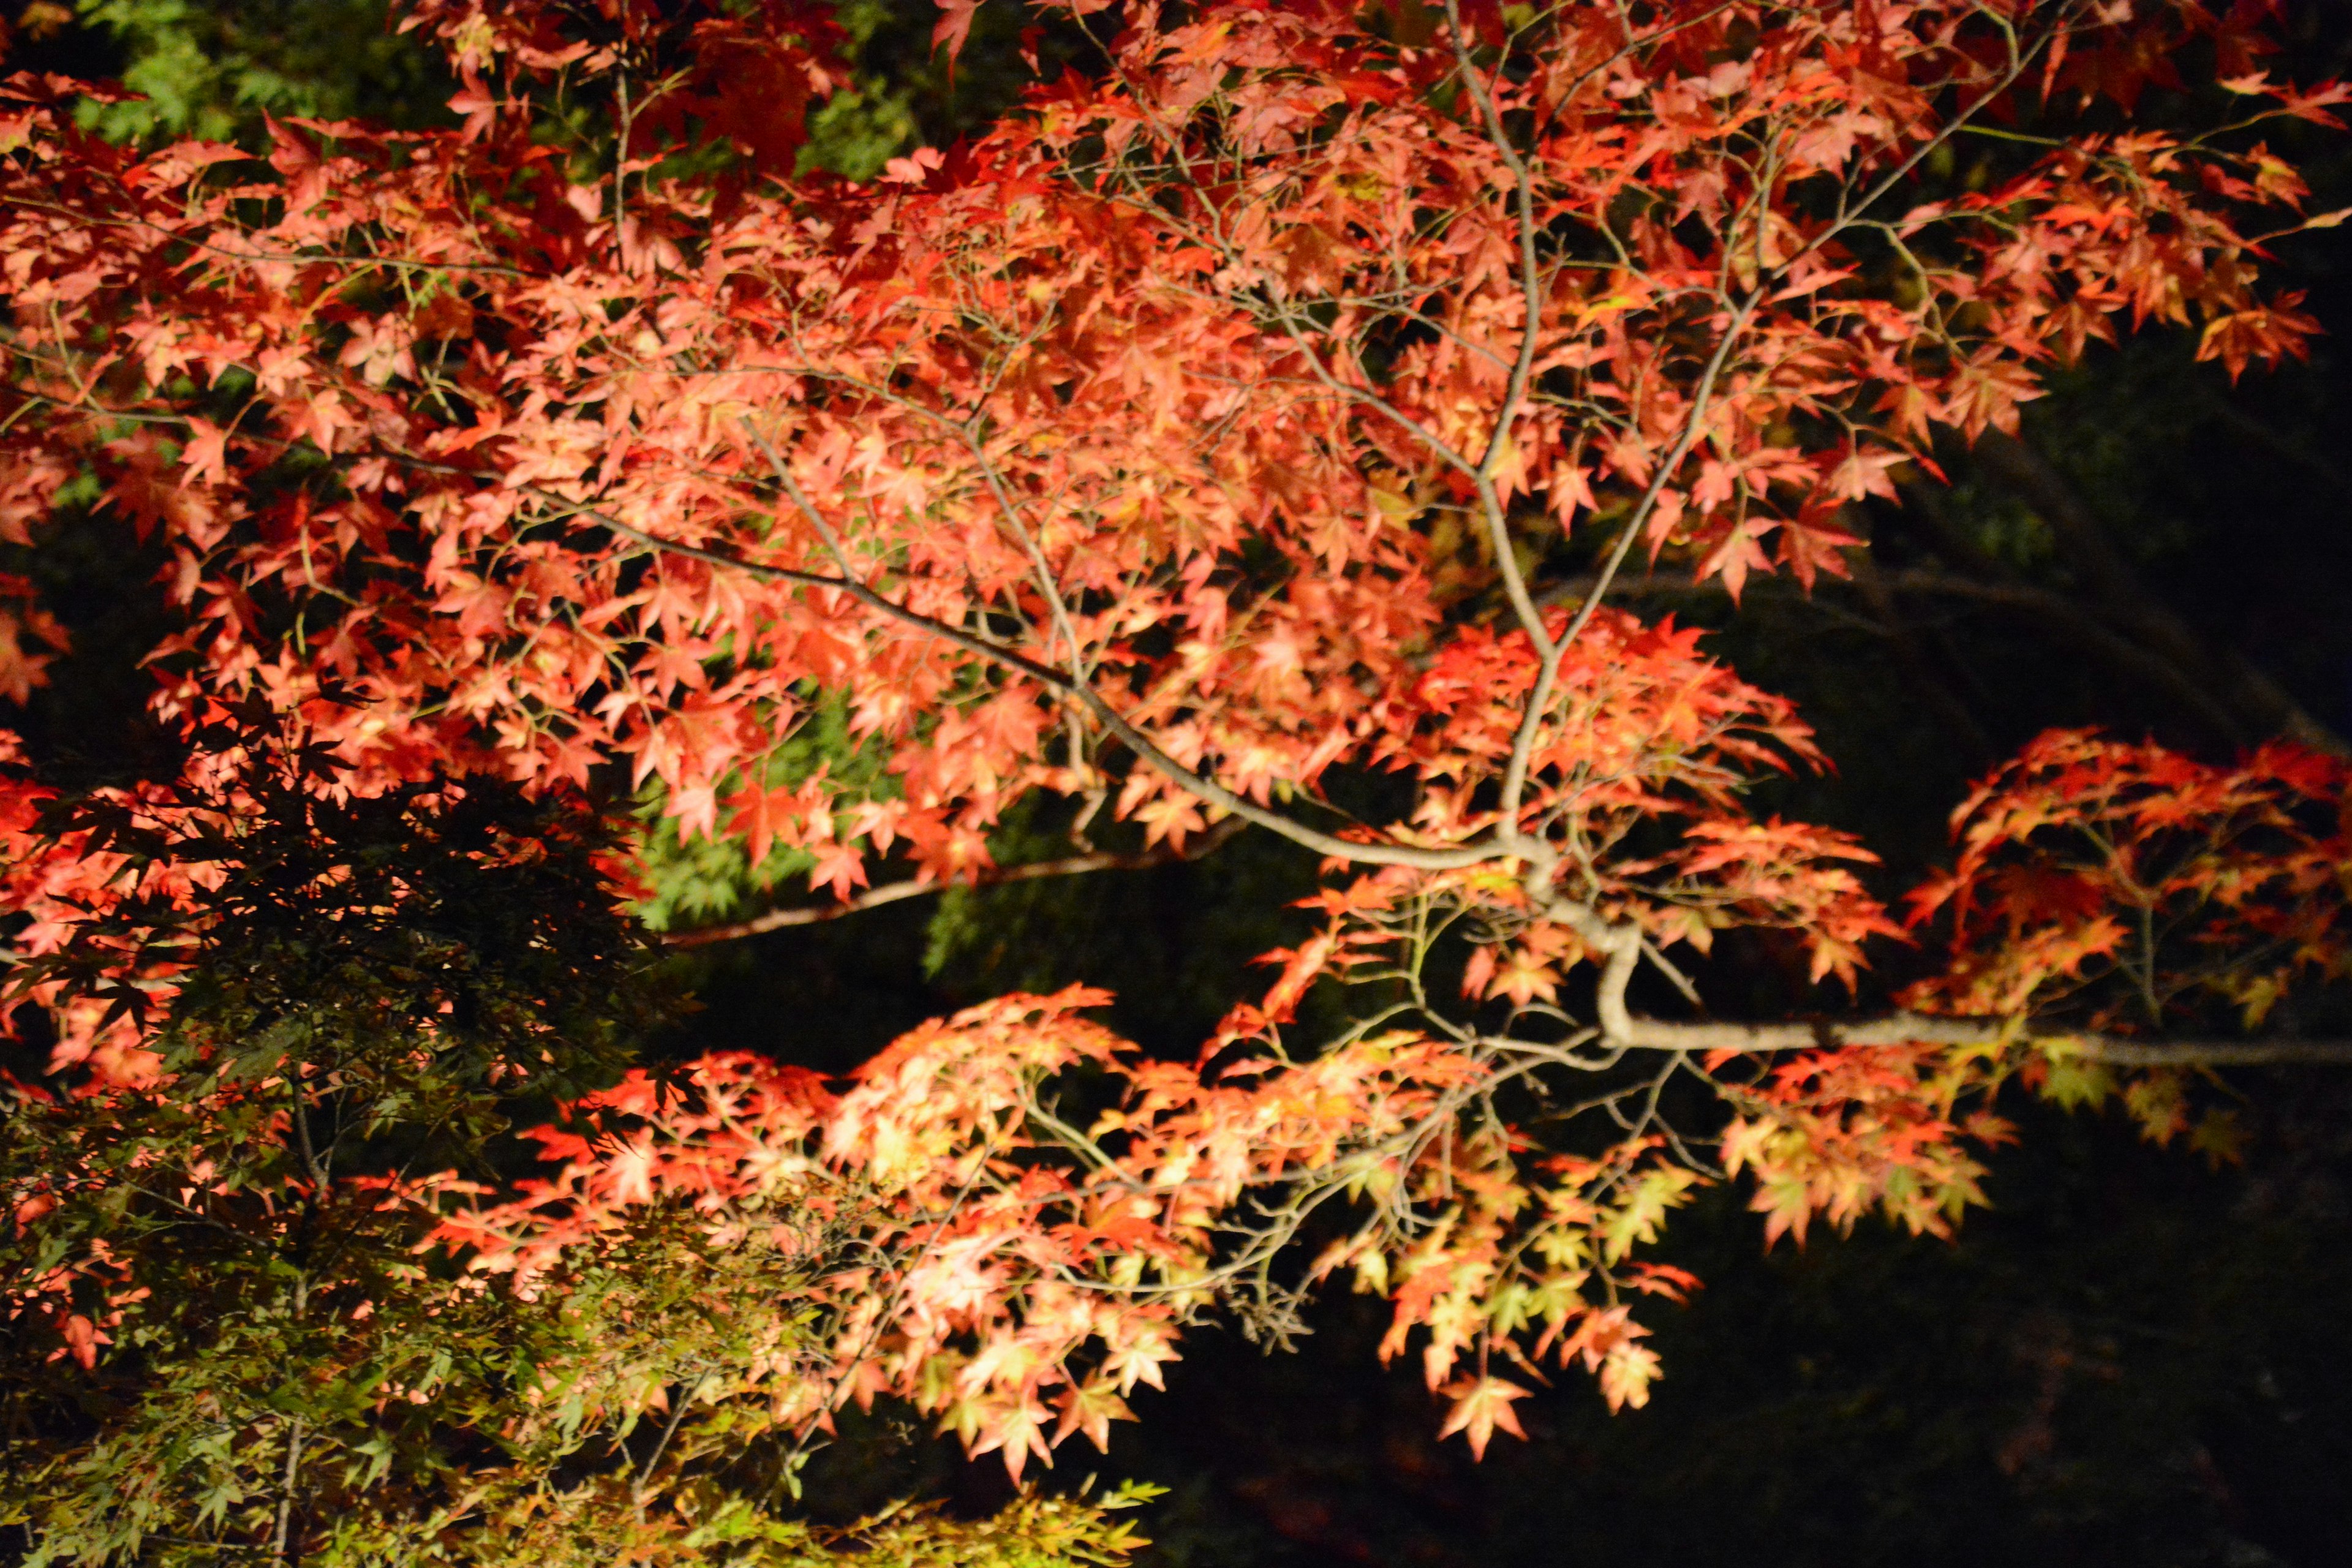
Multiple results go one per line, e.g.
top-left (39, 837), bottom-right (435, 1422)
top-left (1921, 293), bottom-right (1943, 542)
top-left (1907, 731), bottom-right (2352, 1027)
top-left (3, 0), bottom-right (2351, 1486)
top-left (1, 0), bottom-right (2339, 872)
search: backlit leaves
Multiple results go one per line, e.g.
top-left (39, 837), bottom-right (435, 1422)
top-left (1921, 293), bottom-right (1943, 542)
top-left (1, 0), bottom-right (2347, 1514)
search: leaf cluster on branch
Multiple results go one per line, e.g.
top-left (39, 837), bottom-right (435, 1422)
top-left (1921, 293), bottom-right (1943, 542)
top-left (2, 0), bottom-right (2351, 1558)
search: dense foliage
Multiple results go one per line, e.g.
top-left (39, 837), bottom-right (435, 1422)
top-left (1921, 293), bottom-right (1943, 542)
top-left (3, 1), bottom-right (2350, 1564)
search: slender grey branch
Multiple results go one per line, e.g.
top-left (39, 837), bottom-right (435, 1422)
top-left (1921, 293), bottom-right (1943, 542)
top-left (1551, 902), bottom-right (1646, 1044)
top-left (1443, 0), bottom-right (1559, 665)
top-left (635, 1369), bottom-right (707, 1498)
top-left (1501, 287), bottom-right (1764, 826)
top-left (394, 453), bottom-right (1495, 872)
top-left (1612, 1013), bottom-right (2352, 1066)
top-left (1504, 1), bottom-right (2081, 821)
top-left (273, 1419), bottom-right (304, 1566)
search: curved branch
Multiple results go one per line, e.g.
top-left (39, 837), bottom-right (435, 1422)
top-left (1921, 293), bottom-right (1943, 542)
top-left (1442, 0), bottom-right (1560, 665)
top-left (1612, 1012), bottom-right (2352, 1067)
top-left (391, 454), bottom-right (1495, 873)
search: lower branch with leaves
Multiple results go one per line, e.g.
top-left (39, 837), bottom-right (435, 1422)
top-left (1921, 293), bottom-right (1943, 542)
top-left (4, 0), bottom-right (2352, 1559)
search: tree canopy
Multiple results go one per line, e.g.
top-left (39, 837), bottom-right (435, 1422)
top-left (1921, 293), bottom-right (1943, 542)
top-left (3, 1), bottom-right (2351, 1564)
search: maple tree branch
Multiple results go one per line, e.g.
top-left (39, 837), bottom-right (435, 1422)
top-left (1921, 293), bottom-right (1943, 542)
top-left (1548, 902), bottom-right (1648, 1046)
top-left (1499, 287), bottom-right (1766, 829)
top-left (634, 1366), bottom-right (709, 1500)
top-left (393, 453), bottom-right (1085, 691)
top-left (285, 446), bottom-right (1494, 884)
top-left (662, 818), bottom-right (1245, 946)
top-left (483, 456), bottom-right (1491, 874)
top-left (1232, 291), bottom-right (1486, 486)
top-left (1512, 0), bottom-right (2073, 766)
top-left (1606, 1014), bottom-right (2352, 1068)
top-left (741, 390), bottom-right (1094, 690)
top-left (954, 427), bottom-right (1095, 682)
top-left (1535, 0), bottom-right (2064, 629)
top-left (1496, 24), bottom-right (2026, 819)
top-left (272, 1415), bottom-right (304, 1566)
top-left (1444, 0), bottom-right (1558, 665)
top-left (733, 450), bottom-right (1488, 871)
top-left (783, 1122), bottom-right (1012, 1475)
top-left (1824, 1), bottom-right (2080, 236)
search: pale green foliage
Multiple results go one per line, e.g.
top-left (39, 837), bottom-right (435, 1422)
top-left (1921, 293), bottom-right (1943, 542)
top-left (631, 692), bottom-right (892, 932)
top-left (70, 0), bottom-right (451, 143)
top-left (813, 1488), bottom-right (1163, 1568)
top-left (633, 797), bottom-right (820, 932)
top-left (799, 0), bottom-right (924, 179)
top-left (0, 755), bottom-right (1148, 1568)
top-left (58, 0), bottom-right (1019, 175)
top-left (799, 0), bottom-right (1057, 179)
